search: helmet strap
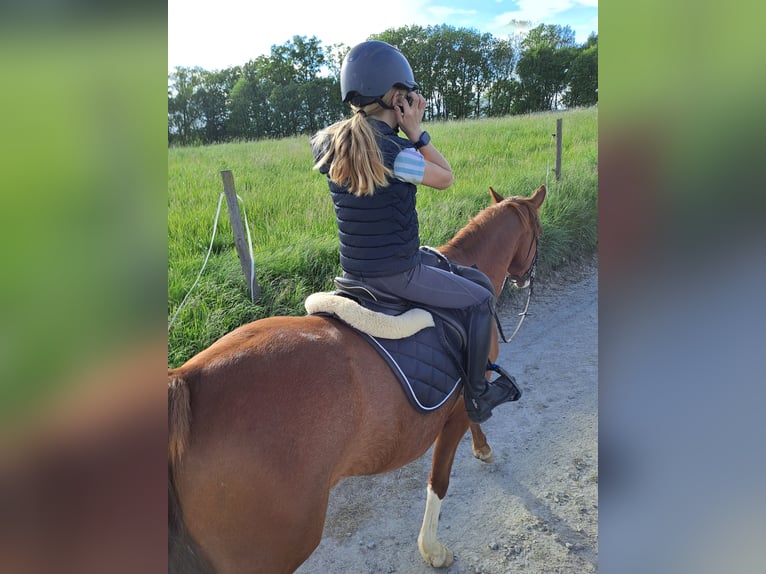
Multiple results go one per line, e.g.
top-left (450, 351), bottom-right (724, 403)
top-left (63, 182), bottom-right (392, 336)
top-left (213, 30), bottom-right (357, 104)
top-left (375, 97), bottom-right (395, 110)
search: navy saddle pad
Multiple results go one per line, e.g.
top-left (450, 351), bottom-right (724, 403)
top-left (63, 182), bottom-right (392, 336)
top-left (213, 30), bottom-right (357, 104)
top-left (324, 247), bottom-right (495, 413)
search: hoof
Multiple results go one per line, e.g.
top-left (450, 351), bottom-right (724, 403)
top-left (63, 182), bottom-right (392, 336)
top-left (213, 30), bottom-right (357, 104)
top-left (421, 544), bottom-right (453, 568)
top-left (472, 446), bottom-right (494, 463)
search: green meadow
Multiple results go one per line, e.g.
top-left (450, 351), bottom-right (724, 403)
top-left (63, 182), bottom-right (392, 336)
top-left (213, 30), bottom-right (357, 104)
top-left (168, 107), bottom-right (597, 367)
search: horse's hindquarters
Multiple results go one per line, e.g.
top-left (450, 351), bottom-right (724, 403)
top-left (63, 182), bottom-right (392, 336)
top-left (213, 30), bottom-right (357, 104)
top-left (170, 315), bottom-right (452, 572)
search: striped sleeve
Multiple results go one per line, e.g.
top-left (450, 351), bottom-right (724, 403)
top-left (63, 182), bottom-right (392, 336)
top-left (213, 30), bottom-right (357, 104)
top-left (393, 147), bottom-right (426, 184)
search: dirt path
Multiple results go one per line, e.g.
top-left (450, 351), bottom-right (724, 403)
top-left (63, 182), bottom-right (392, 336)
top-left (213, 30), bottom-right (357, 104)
top-left (297, 260), bottom-right (598, 574)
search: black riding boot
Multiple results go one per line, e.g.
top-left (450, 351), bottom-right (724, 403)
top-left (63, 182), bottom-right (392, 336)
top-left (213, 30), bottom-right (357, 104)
top-left (463, 305), bottom-right (521, 423)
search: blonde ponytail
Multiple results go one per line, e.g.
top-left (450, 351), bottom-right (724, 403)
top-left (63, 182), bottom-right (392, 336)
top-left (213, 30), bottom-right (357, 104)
top-left (313, 92), bottom-right (400, 196)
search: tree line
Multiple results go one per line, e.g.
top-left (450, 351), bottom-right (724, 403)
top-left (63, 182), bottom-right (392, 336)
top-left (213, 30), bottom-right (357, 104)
top-left (168, 24), bottom-right (597, 146)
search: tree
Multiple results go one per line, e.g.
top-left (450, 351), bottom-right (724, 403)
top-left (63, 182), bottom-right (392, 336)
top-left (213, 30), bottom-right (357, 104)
top-left (521, 24), bottom-right (577, 51)
top-left (168, 24), bottom-right (590, 144)
top-left (563, 35), bottom-right (598, 108)
top-left (168, 67), bottom-right (205, 145)
top-left (196, 68), bottom-right (240, 144)
top-left (512, 46), bottom-right (574, 113)
top-left (304, 76), bottom-right (346, 132)
top-left (226, 59), bottom-right (273, 140)
top-left (483, 37), bottom-right (515, 117)
top-left (287, 35), bottom-right (326, 83)
top-left (511, 24), bottom-right (579, 113)
top-left (323, 43), bottom-right (350, 82)
top-left (437, 26), bottom-right (479, 119)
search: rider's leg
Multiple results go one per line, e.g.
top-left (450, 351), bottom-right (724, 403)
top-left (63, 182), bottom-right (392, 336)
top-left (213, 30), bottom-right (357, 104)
top-left (462, 303), bottom-right (521, 424)
top-left (359, 258), bottom-right (491, 310)
top-left (359, 257), bottom-right (520, 422)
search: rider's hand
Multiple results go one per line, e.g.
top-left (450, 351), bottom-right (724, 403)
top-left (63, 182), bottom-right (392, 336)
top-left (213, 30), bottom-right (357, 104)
top-left (395, 91), bottom-right (426, 143)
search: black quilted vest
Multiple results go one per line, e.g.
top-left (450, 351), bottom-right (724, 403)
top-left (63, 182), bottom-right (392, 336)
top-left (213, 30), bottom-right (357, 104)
top-left (313, 119), bottom-right (420, 278)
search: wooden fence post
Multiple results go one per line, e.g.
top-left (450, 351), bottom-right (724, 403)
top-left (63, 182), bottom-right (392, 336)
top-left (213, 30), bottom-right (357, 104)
top-left (220, 170), bottom-right (260, 302)
top-left (555, 118), bottom-right (563, 181)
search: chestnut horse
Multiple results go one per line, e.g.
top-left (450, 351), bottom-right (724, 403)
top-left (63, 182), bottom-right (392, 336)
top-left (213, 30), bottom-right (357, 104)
top-left (168, 185), bottom-right (546, 573)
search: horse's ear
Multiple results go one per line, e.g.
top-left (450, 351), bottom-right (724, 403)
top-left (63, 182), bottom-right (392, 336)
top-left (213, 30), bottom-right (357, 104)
top-left (530, 185), bottom-right (547, 208)
top-left (489, 186), bottom-right (504, 204)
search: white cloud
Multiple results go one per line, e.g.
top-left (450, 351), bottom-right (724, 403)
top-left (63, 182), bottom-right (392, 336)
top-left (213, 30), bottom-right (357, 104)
top-left (169, 0), bottom-right (596, 71)
top-left (427, 6), bottom-right (478, 19)
top-left (169, 0), bottom-right (433, 71)
top-left (486, 0), bottom-right (596, 42)
top-left (512, 0), bottom-right (577, 22)
top-left (490, 0), bottom-right (597, 26)
top-left (168, 0), bottom-right (442, 70)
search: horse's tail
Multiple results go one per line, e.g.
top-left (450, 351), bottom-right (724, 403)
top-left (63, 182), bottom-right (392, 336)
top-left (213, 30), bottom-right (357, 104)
top-left (168, 374), bottom-right (216, 574)
top-left (168, 376), bottom-right (191, 465)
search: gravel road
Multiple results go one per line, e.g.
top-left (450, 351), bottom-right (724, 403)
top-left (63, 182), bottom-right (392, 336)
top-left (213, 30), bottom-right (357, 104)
top-left (297, 259), bottom-right (598, 574)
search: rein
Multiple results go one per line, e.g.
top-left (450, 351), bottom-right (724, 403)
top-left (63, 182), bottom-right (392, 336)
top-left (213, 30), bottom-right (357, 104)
top-left (494, 235), bottom-right (538, 344)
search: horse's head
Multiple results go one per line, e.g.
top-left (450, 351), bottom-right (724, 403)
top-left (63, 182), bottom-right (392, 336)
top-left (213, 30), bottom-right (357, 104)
top-left (489, 185), bottom-right (546, 289)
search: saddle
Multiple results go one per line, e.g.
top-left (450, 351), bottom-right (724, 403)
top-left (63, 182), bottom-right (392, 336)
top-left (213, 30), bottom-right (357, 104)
top-left (306, 247), bottom-right (495, 413)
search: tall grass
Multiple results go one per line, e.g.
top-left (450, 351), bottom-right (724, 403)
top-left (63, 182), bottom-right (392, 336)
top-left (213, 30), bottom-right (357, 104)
top-left (168, 107), bottom-right (597, 367)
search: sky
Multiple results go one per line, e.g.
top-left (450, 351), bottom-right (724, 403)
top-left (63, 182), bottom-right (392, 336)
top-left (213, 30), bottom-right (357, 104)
top-left (168, 0), bottom-right (598, 72)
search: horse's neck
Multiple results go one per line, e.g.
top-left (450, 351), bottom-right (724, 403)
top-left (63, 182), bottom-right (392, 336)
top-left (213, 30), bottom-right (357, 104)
top-left (440, 222), bottom-right (523, 297)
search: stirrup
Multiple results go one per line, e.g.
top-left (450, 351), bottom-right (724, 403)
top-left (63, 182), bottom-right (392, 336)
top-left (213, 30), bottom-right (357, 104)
top-left (487, 362), bottom-right (522, 401)
top-left (464, 365), bottom-right (522, 423)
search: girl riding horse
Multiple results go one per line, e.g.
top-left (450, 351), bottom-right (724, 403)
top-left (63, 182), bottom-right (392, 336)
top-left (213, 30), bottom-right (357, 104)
top-left (311, 40), bottom-right (517, 423)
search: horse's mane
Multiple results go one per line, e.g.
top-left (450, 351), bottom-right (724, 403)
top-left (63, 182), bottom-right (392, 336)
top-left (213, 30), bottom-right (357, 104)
top-left (444, 196), bottom-right (542, 258)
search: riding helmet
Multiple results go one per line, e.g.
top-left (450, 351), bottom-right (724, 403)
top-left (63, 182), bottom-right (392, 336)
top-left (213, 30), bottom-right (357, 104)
top-left (340, 40), bottom-right (418, 105)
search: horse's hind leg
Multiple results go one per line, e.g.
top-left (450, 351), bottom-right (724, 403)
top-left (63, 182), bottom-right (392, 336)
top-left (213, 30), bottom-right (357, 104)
top-left (469, 333), bottom-right (500, 463)
top-left (417, 402), bottom-right (471, 568)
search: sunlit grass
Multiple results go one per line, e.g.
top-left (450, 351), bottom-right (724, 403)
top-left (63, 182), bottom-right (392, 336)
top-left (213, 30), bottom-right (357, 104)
top-left (168, 107), bottom-right (597, 366)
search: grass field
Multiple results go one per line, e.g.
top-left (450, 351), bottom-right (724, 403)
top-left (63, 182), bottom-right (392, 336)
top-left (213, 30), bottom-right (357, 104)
top-left (168, 107), bottom-right (597, 367)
